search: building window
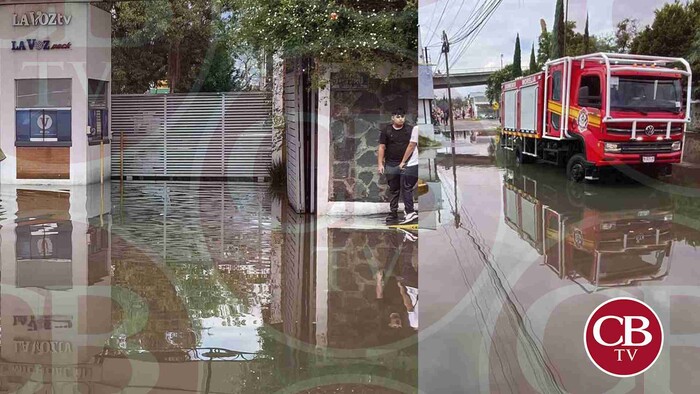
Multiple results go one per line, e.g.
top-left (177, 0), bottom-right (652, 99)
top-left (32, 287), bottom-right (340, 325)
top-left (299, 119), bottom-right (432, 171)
top-left (88, 79), bottom-right (109, 143)
top-left (16, 79), bottom-right (72, 142)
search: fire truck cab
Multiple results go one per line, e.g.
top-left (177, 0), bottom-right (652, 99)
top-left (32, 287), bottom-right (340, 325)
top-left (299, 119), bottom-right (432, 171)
top-left (500, 53), bottom-right (692, 182)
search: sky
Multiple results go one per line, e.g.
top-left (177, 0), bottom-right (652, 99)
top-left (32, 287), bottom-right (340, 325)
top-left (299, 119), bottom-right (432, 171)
top-left (419, 0), bottom-right (674, 96)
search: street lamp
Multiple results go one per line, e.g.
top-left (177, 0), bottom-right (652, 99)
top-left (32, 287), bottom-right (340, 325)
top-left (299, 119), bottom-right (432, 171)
top-left (500, 54), bottom-right (503, 69)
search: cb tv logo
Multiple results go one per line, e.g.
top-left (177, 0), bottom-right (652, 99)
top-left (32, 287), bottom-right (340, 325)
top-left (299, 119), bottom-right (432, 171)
top-left (584, 297), bottom-right (663, 377)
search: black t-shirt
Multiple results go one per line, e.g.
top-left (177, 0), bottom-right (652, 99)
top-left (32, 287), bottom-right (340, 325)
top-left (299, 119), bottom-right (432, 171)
top-left (379, 124), bottom-right (412, 165)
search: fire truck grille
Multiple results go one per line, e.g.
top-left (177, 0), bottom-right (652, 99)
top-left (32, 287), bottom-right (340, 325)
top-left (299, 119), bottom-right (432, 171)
top-left (607, 126), bottom-right (683, 135)
top-left (619, 142), bottom-right (674, 153)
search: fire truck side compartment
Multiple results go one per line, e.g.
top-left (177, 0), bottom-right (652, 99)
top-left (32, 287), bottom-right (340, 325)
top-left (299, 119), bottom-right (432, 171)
top-left (520, 84), bottom-right (538, 133)
top-left (504, 90), bottom-right (517, 131)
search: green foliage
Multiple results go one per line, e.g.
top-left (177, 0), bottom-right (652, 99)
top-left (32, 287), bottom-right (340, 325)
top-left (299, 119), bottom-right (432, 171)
top-left (529, 44), bottom-right (538, 73)
top-left (233, 0), bottom-right (418, 82)
top-left (615, 18), bottom-right (639, 53)
top-left (108, 0), bottom-right (258, 94)
top-left (537, 19), bottom-right (550, 68)
top-left (108, 0), bottom-right (218, 93)
top-left (512, 34), bottom-right (522, 77)
top-left (595, 33), bottom-right (620, 53)
top-left (630, 0), bottom-right (700, 97)
top-left (200, 38), bottom-right (241, 92)
top-left (551, 0), bottom-right (565, 59)
top-left (559, 20), bottom-right (606, 57)
top-left (486, 64), bottom-right (514, 104)
top-left (267, 159), bottom-right (287, 190)
top-left (630, 1), bottom-right (698, 56)
top-left (583, 14), bottom-right (590, 53)
top-left (418, 135), bottom-right (442, 151)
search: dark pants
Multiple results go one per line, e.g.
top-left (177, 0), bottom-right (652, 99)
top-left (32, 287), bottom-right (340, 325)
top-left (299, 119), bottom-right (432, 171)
top-left (385, 164), bottom-right (418, 214)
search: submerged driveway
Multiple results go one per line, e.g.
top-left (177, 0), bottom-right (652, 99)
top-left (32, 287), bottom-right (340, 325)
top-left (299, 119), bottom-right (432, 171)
top-left (420, 142), bottom-right (700, 393)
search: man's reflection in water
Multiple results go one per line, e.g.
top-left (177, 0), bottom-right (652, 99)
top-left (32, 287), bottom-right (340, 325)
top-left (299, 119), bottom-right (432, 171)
top-left (376, 229), bottom-right (418, 333)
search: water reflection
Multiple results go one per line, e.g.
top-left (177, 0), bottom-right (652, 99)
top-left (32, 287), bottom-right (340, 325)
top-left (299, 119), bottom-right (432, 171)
top-left (1, 184), bottom-right (111, 392)
top-left (0, 182), bottom-right (417, 392)
top-left (502, 165), bottom-right (674, 292)
top-left (421, 152), bottom-right (700, 393)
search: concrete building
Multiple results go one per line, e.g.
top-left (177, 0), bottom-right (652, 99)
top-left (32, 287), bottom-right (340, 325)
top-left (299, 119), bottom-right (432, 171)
top-left (470, 92), bottom-right (497, 119)
top-left (0, 0), bottom-right (111, 185)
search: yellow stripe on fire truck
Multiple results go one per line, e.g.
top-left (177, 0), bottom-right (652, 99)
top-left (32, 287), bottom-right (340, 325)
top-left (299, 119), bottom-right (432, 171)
top-left (547, 100), bottom-right (601, 128)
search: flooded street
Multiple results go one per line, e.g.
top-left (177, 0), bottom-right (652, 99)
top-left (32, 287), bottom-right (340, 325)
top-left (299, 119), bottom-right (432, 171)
top-left (0, 182), bottom-right (417, 393)
top-left (420, 137), bottom-right (700, 393)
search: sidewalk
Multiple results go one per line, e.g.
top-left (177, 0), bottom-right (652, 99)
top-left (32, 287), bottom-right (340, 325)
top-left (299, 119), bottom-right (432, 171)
top-left (672, 161), bottom-right (700, 186)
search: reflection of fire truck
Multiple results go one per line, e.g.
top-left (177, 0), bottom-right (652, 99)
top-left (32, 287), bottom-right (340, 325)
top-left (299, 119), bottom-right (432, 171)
top-left (502, 166), bottom-right (673, 292)
top-left (499, 53), bottom-right (692, 182)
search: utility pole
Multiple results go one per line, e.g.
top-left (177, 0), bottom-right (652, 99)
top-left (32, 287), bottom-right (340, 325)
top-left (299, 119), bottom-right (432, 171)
top-left (442, 31), bottom-right (456, 143)
top-left (500, 53), bottom-right (504, 69)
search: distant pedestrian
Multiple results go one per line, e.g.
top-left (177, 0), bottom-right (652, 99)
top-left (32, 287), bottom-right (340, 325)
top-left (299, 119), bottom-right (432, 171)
top-left (377, 108), bottom-right (419, 225)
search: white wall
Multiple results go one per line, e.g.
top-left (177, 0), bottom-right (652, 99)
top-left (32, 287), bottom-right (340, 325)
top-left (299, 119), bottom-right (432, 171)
top-left (0, 2), bottom-right (111, 185)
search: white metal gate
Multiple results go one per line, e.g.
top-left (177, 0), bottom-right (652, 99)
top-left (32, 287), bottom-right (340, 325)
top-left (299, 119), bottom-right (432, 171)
top-left (111, 92), bottom-right (272, 178)
top-left (284, 60), bottom-right (306, 212)
top-left (284, 59), bottom-right (317, 214)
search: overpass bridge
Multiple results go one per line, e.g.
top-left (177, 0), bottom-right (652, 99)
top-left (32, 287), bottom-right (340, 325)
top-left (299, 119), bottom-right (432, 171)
top-left (433, 68), bottom-right (498, 89)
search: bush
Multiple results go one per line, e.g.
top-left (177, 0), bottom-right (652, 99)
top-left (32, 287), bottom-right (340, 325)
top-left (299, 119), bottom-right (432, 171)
top-left (267, 160), bottom-right (286, 188)
top-left (418, 135), bottom-right (442, 151)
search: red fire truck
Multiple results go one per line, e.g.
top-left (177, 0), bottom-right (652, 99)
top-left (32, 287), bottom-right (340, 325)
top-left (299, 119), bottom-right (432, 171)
top-left (499, 53), bottom-right (692, 182)
top-left (502, 166), bottom-right (673, 292)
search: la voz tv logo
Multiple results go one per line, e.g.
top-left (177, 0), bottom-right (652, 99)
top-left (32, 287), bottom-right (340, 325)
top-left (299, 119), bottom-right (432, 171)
top-left (584, 297), bottom-right (664, 377)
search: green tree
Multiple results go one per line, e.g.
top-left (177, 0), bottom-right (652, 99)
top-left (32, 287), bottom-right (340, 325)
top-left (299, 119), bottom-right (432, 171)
top-left (615, 18), bottom-right (639, 53)
top-left (200, 38), bottom-right (240, 92)
top-left (584, 14), bottom-right (590, 53)
top-left (564, 21), bottom-right (591, 56)
top-left (537, 19), bottom-right (550, 68)
top-left (109, 0), bottom-right (224, 93)
top-left (595, 33), bottom-right (619, 53)
top-left (233, 0), bottom-right (418, 83)
top-left (630, 1), bottom-right (699, 57)
top-left (513, 34), bottom-right (522, 77)
top-left (529, 44), bottom-right (538, 73)
top-left (551, 0), bottom-right (565, 59)
top-left (486, 64), bottom-right (514, 104)
top-left (109, 0), bottom-right (261, 93)
top-left (630, 0), bottom-right (700, 97)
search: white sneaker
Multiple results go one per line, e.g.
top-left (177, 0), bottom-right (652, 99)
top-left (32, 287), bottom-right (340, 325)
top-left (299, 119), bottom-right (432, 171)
top-left (401, 211), bottom-right (418, 224)
top-left (399, 228), bottom-right (418, 242)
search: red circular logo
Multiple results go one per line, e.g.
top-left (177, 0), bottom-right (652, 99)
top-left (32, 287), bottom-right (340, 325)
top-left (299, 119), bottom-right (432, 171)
top-left (584, 297), bottom-right (663, 377)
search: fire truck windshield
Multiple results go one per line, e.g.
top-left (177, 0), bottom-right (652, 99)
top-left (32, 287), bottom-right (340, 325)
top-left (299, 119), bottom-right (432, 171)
top-left (610, 76), bottom-right (683, 113)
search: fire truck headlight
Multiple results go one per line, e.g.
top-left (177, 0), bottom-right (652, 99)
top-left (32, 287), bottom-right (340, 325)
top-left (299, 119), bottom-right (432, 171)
top-left (604, 142), bottom-right (621, 153)
top-left (664, 214), bottom-right (674, 221)
top-left (672, 141), bottom-right (682, 151)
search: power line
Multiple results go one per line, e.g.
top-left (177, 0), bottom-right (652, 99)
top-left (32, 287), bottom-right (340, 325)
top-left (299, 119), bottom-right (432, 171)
top-left (437, 0), bottom-right (469, 46)
top-left (452, 0), bottom-right (502, 44)
top-left (426, 0), bottom-right (453, 47)
top-left (447, 0), bottom-right (493, 44)
top-left (449, 0), bottom-right (503, 69)
top-left (429, 0), bottom-right (502, 73)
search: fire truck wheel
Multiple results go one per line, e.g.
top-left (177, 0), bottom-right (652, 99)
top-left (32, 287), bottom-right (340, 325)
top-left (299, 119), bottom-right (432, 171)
top-left (566, 154), bottom-right (587, 183)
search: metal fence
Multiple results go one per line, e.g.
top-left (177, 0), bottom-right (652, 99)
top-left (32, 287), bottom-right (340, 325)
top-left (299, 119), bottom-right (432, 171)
top-left (111, 92), bottom-right (272, 179)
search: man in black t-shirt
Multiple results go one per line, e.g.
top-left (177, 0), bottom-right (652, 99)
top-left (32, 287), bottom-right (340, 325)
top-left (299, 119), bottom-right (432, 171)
top-left (377, 108), bottom-right (419, 224)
